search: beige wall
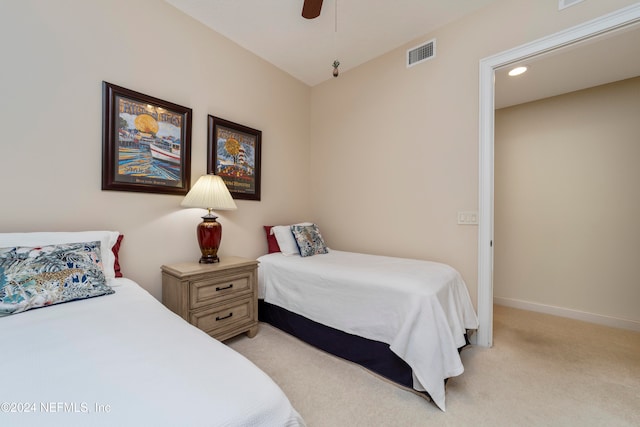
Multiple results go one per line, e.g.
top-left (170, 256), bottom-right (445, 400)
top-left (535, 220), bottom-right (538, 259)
top-left (494, 77), bottom-right (640, 324)
top-left (0, 0), bottom-right (312, 299)
top-left (1, 0), bottom-right (638, 311)
top-left (309, 0), bottom-right (638, 308)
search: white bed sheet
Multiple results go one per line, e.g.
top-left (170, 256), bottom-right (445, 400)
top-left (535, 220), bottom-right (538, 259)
top-left (0, 278), bottom-right (304, 427)
top-left (258, 250), bottom-right (479, 411)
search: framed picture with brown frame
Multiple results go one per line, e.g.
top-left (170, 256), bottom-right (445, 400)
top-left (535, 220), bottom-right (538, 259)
top-left (207, 115), bottom-right (262, 201)
top-left (102, 81), bottom-right (192, 195)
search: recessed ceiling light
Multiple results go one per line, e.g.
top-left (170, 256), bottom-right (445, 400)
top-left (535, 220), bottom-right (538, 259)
top-left (508, 66), bottom-right (528, 76)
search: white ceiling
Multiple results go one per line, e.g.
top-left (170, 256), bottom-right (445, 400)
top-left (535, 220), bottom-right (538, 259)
top-left (165, 1), bottom-right (640, 105)
top-left (165, 0), bottom-right (499, 86)
top-left (495, 23), bottom-right (640, 109)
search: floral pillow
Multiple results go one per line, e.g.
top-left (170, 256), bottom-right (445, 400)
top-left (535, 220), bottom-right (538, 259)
top-left (0, 231), bottom-right (121, 279)
top-left (291, 224), bottom-right (329, 257)
top-left (0, 241), bottom-right (114, 317)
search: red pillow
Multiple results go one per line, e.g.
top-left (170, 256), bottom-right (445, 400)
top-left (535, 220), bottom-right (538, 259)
top-left (264, 226), bottom-right (281, 254)
top-left (112, 234), bottom-right (124, 277)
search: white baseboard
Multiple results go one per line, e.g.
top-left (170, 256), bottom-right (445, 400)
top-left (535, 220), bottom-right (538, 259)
top-left (493, 297), bottom-right (640, 332)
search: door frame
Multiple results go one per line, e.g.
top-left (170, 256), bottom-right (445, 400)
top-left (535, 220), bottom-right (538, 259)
top-left (476, 3), bottom-right (640, 348)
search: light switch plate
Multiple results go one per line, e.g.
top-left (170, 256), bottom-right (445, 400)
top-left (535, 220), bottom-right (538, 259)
top-left (458, 211), bottom-right (478, 225)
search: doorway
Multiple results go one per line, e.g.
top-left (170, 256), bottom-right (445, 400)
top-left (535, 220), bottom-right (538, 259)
top-left (476, 3), bottom-right (640, 348)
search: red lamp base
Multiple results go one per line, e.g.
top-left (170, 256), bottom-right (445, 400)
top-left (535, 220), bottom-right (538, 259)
top-left (196, 213), bottom-right (222, 264)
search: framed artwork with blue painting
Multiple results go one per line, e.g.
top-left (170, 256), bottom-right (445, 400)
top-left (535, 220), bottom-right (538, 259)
top-left (102, 81), bottom-right (192, 195)
top-left (207, 115), bottom-right (262, 201)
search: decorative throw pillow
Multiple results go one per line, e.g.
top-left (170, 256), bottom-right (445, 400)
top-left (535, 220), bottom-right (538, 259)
top-left (113, 234), bottom-right (124, 278)
top-left (0, 231), bottom-right (121, 279)
top-left (263, 226), bottom-right (281, 254)
top-left (0, 241), bottom-right (114, 317)
top-left (291, 224), bottom-right (329, 257)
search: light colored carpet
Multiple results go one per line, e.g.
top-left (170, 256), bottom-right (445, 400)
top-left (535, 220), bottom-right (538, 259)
top-left (226, 305), bottom-right (640, 426)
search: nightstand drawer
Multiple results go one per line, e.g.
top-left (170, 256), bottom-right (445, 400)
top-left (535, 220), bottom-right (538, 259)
top-left (190, 298), bottom-right (255, 339)
top-left (190, 273), bottom-right (251, 309)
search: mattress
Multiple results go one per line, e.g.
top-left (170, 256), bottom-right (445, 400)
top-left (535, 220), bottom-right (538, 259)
top-left (258, 250), bottom-right (479, 411)
top-left (0, 277), bottom-right (304, 427)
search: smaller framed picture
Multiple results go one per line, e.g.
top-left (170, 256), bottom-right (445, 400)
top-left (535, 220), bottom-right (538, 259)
top-left (207, 115), bottom-right (262, 201)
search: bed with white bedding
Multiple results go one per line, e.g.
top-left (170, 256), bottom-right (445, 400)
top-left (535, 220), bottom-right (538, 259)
top-left (258, 244), bottom-right (479, 411)
top-left (0, 231), bottom-right (304, 427)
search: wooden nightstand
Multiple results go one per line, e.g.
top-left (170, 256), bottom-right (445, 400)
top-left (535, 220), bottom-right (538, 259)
top-left (161, 257), bottom-right (258, 341)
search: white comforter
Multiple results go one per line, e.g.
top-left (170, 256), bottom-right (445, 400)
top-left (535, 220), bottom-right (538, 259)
top-left (258, 250), bottom-right (479, 411)
top-left (0, 278), bottom-right (304, 427)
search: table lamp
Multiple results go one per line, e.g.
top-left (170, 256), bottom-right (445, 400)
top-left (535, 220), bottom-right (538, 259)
top-left (181, 174), bottom-right (237, 263)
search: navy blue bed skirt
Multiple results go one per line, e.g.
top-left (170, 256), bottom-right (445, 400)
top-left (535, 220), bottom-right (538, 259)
top-left (258, 299), bottom-right (414, 389)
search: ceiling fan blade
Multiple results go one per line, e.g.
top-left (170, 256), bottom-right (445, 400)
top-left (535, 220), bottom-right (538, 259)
top-left (302, 0), bottom-right (323, 19)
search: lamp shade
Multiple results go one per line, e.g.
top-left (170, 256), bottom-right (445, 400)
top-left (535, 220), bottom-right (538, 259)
top-left (181, 174), bottom-right (237, 211)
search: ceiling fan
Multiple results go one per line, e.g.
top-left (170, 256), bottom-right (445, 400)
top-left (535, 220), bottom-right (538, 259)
top-left (302, 0), bottom-right (341, 78)
top-left (302, 0), bottom-right (323, 19)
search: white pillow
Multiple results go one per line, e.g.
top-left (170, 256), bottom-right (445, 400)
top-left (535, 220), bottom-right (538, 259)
top-left (0, 231), bottom-right (120, 279)
top-left (271, 222), bottom-right (312, 256)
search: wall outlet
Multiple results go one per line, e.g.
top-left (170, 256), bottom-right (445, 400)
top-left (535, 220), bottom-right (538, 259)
top-left (458, 211), bottom-right (478, 225)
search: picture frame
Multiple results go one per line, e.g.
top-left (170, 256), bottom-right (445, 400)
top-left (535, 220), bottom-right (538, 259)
top-left (207, 115), bottom-right (262, 201)
top-left (102, 81), bottom-right (192, 195)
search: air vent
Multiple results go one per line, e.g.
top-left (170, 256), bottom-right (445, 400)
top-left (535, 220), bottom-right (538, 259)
top-left (559, 0), bottom-right (584, 10)
top-left (407, 39), bottom-right (436, 68)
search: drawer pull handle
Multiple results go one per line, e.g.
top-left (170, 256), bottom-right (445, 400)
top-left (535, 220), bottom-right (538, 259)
top-left (215, 283), bottom-right (233, 291)
top-left (216, 312), bottom-right (233, 321)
